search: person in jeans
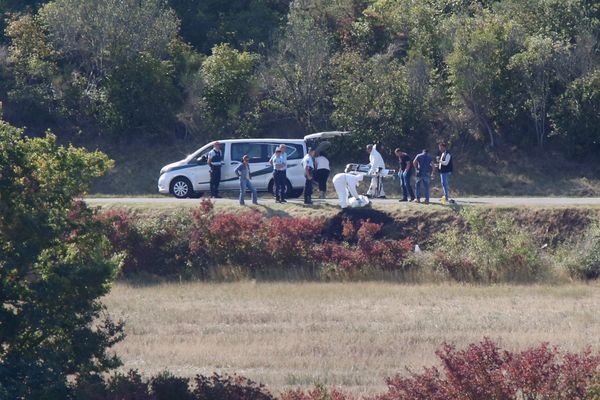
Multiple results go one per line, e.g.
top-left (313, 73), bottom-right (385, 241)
top-left (301, 148), bottom-right (316, 204)
top-left (314, 151), bottom-right (330, 199)
top-left (269, 145), bottom-right (288, 203)
top-left (437, 142), bottom-right (453, 204)
top-left (395, 148), bottom-right (415, 202)
top-left (413, 149), bottom-right (434, 204)
top-left (207, 141), bottom-right (223, 198)
top-left (234, 155), bottom-right (257, 205)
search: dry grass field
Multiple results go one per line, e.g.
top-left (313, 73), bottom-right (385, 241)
top-left (104, 282), bottom-right (600, 396)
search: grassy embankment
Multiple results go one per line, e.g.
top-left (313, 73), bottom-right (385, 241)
top-left (105, 282), bottom-right (600, 396)
top-left (97, 201), bottom-right (600, 394)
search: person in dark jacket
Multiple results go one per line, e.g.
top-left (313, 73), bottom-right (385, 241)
top-left (437, 142), bottom-right (453, 204)
top-left (301, 148), bottom-right (316, 204)
top-left (234, 155), bottom-right (258, 205)
top-left (413, 149), bottom-right (434, 204)
top-left (395, 148), bottom-right (415, 202)
top-left (207, 141), bottom-right (223, 198)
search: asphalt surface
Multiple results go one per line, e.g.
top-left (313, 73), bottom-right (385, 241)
top-left (85, 196), bottom-right (600, 207)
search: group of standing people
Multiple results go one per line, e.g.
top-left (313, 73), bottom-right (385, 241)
top-left (231, 143), bottom-right (331, 206)
top-left (394, 142), bottom-right (453, 204)
top-left (300, 147), bottom-right (331, 204)
top-left (207, 139), bottom-right (453, 206)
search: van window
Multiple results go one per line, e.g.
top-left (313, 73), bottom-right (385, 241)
top-left (231, 143), bottom-right (269, 163)
top-left (266, 143), bottom-right (304, 160)
top-left (190, 146), bottom-right (213, 165)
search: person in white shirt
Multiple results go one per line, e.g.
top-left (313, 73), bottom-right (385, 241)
top-left (269, 144), bottom-right (288, 203)
top-left (333, 172), bottom-right (365, 208)
top-left (314, 152), bottom-right (330, 199)
top-left (366, 144), bottom-right (386, 198)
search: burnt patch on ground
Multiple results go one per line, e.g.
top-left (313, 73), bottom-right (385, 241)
top-left (323, 207), bottom-right (395, 241)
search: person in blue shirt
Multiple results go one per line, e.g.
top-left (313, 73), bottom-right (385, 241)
top-left (413, 149), bottom-right (434, 204)
top-left (234, 154), bottom-right (258, 206)
top-left (207, 141), bottom-right (223, 198)
top-left (301, 147), bottom-right (316, 204)
top-left (269, 144), bottom-right (288, 203)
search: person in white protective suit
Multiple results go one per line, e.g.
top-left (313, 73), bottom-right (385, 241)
top-left (366, 144), bottom-right (386, 198)
top-left (332, 172), bottom-right (366, 208)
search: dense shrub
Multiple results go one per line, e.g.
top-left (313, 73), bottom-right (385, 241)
top-left (100, 202), bottom-right (412, 279)
top-left (193, 374), bottom-right (273, 400)
top-left (430, 208), bottom-right (547, 282)
top-left (281, 386), bottom-right (353, 400)
top-left (70, 370), bottom-right (274, 400)
top-left (98, 210), bottom-right (192, 276)
top-left (66, 340), bottom-right (600, 399)
top-left (376, 338), bottom-right (600, 400)
top-left (564, 223), bottom-right (600, 280)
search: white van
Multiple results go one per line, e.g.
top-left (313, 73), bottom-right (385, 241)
top-left (157, 132), bottom-right (347, 198)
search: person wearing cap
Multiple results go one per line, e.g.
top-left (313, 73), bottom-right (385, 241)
top-left (413, 148), bottom-right (434, 204)
top-left (207, 141), bottom-right (223, 198)
top-left (366, 144), bottom-right (386, 198)
top-left (269, 144), bottom-right (288, 203)
top-left (332, 172), bottom-right (365, 209)
top-left (234, 155), bottom-right (258, 206)
top-left (301, 148), bottom-right (316, 204)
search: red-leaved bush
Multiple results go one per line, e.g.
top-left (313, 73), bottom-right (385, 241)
top-left (96, 202), bottom-right (412, 278)
top-left (314, 219), bottom-right (412, 273)
top-left (69, 340), bottom-right (600, 399)
top-left (376, 338), bottom-right (600, 400)
top-left (281, 386), bottom-right (353, 400)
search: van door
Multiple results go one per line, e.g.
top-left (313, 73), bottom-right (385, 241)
top-left (228, 142), bottom-right (273, 191)
top-left (187, 147), bottom-right (212, 192)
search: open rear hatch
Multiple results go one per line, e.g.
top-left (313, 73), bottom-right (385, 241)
top-left (304, 131), bottom-right (350, 153)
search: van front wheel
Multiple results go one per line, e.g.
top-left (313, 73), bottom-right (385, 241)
top-left (171, 177), bottom-right (192, 199)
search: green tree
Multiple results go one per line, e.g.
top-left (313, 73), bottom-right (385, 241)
top-left (331, 51), bottom-right (434, 152)
top-left (39, 0), bottom-right (179, 77)
top-left (509, 35), bottom-right (569, 147)
top-left (551, 68), bottom-right (600, 156)
top-left (168, 0), bottom-right (289, 53)
top-left (447, 13), bottom-right (521, 147)
top-left (106, 53), bottom-right (181, 135)
top-left (4, 14), bottom-right (59, 120)
top-left (261, 1), bottom-right (333, 131)
top-left (202, 44), bottom-right (259, 123)
top-left (0, 120), bottom-right (123, 399)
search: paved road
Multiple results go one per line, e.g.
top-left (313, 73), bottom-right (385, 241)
top-left (85, 196), bottom-right (600, 207)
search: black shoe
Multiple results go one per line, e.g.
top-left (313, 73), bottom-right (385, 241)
top-left (280, 199), bottom-right (287, 203)
top-left (399, 198), bottom-right (408, 202)
top-left (275, 199), bottom-right (282, 203)
top-left (377, 196), bottom-right (386, 199)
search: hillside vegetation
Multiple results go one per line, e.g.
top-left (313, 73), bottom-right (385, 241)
top-left (1, 0), bottom-right (600, 192)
